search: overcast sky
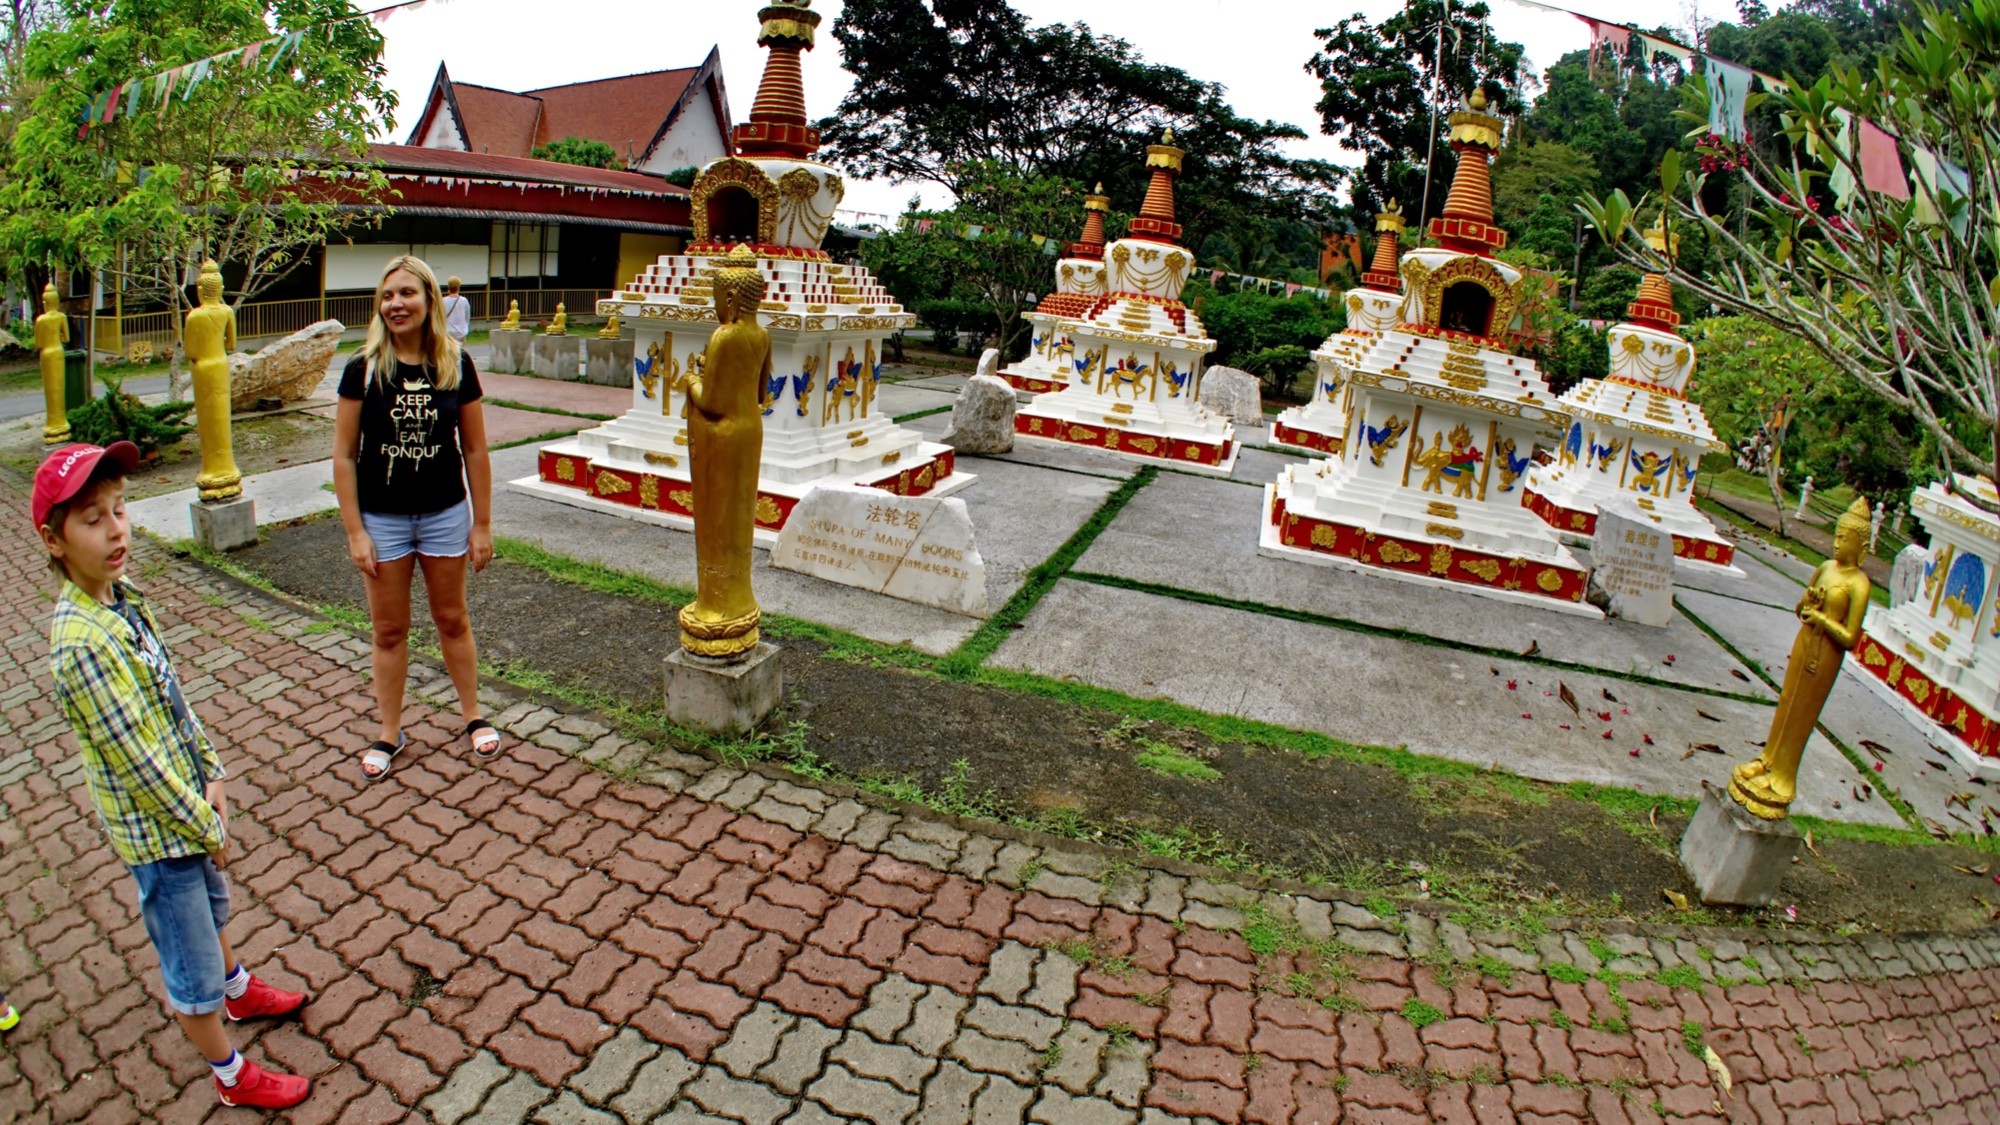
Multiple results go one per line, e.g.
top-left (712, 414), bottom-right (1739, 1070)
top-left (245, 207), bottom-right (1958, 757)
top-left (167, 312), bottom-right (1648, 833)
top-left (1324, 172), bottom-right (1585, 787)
top-left (372, 0), bottom-right (1740, 218)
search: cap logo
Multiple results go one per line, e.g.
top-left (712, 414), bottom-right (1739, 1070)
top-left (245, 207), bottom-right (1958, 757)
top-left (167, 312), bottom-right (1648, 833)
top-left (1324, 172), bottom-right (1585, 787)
top-left (57, 447), bottom-right (91, 479)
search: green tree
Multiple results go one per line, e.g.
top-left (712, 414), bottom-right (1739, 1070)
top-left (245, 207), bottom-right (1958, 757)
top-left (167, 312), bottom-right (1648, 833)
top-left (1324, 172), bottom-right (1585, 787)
top-left (1305, 0), bottom-right (1525, 224)
top-left (862, 163), bottom-right (1101, 356)
top-left (1, 0), bottom-right (391, 386)
top-left (1491, 141), bottom-right (1598, 227)
top-left (1582, 0), bottom-right (2000, 504)
top-left (530, 136), bottom-right (618, 169)
top-left (1187, 280), bottom-right (1341, 400)
top-left (820, 0), bottom-right (1341, 257)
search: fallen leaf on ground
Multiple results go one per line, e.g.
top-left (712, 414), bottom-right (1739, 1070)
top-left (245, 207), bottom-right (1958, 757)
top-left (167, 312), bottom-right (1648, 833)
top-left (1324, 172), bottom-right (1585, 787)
top-left (1664, 654), bottom-right (1677, 665)
top-left (1649, 805), bottom-right (1660, 830)
top-left (1688, 742), bottom-right (1725, 755)
top-left (1948, 791), bottom-right (1975, 810)
top-left (1804, 829), bottom-right (1820, 858)
top-left (1490, 666), bottom-right (1500, 676)
top-left (1860, 738), bottom-right (1895, 757)
top-left (1643, 734), bottom-right (1654, 745)
top-left (1521, 639), bottom-right (1541, 657)
top-left (1602, 730), bottom-right (1615, 740)
top-left (1663, 888), bottom-right (1690, 910)
top-left (1952, 864), bottom-right (1992, 876)
top-left (1730, 668), bottom-right (1750, 681)
top-left (1558, 682), bottom-right (1579, 715)
top-left (1596, 710), bottom-right (1612, 722)
top-left (1703, 1046), bottom-right (1733, 1097)
top-left (1925, 760), bottom-right (1946, 771)
top-left (1697, 709), bottom-right (1723, 722)
top-left (1602, 688), bottom-right (1620, 702)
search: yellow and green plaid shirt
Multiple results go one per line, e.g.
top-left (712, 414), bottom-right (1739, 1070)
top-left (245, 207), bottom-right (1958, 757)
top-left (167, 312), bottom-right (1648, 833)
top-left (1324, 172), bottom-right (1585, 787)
top-left (48, 579), bottom-right (226, 866)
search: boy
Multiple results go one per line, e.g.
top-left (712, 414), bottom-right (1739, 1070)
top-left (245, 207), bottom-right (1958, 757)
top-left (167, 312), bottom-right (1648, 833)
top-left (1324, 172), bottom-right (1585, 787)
top-left (36, 442), bottom-right (314, 1110)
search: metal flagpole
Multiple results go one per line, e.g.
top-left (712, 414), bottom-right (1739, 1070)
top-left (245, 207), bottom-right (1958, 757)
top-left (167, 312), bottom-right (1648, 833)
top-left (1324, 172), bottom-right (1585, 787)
top-left (1418, 0), bottom-right (1450, 230)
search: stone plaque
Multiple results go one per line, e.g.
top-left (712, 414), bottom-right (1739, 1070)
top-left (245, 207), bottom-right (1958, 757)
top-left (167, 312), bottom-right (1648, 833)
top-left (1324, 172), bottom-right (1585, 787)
top-left (772, 484), bottom-right (987, 616)
top-left (1889, 543), bottom-right (1930, 608)
top-left (1592, 498), bottom-right (1675, 627)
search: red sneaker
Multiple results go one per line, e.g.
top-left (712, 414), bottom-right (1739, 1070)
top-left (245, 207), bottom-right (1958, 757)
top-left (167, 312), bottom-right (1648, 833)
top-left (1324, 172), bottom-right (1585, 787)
top-left (215, 1058), bottom-right (311, 1109)
top-left (224, 974), bottom-right (308, 1022)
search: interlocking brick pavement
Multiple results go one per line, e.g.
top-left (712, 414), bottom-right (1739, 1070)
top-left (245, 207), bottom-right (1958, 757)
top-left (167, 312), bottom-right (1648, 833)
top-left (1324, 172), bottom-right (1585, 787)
top-left (1, 472), bottom-right (1999, 1123)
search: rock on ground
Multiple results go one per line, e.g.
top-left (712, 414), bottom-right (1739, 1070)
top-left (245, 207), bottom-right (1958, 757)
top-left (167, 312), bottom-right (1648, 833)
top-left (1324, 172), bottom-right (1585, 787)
top-left (229, 319), bottom-right (344, 410)
top-left (975, 348), bottom-right (1001, 380)
top-left (942, 373), bottom-right (1016, 454)
top-left (1198, 365), bottom-right (1262, 423)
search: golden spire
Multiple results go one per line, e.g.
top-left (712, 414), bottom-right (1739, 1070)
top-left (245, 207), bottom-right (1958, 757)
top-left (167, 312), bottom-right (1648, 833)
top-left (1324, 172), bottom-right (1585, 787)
top-left (1069, 183), bottom-right (1111, 260)
top-left (1129, 128), bottom-right (1186, 245)
top-left (1625, 213), bottom-right (1682, 330)
top-left (1428, 89), bottom-right (1509, 255)
top-left (734, 1), bottom-right (822, 158)
top-left (1360, 200), bottom-right (1406, 291)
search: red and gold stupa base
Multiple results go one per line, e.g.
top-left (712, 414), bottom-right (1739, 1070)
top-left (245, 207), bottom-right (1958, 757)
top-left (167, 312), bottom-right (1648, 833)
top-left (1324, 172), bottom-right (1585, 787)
top-left (1268, 494), bottom-right (1588, 606)
top-left (1522, 490), bottom-right (1736, 568)
top-left (1015, 413), bottom-right (1233, 468)
top-left (1853, 632), bottom-right (2000, 763)
top-left (534, 447), bottom-right (958, 530)
top-left (1270, 420), bottom-right (1343, 456)
top-left (1002, 372), bottom-right (1065, 395)
top-left (685, 241), bottom-right (832, 263)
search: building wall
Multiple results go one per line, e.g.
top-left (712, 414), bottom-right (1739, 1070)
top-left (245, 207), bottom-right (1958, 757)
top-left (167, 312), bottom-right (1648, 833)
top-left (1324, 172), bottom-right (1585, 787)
top-left (615, 233), bottom-right (684, 290)
top-left (637, 81), bottom-right (728, 177)
top-left (419, 108), bottom-right (467, 152)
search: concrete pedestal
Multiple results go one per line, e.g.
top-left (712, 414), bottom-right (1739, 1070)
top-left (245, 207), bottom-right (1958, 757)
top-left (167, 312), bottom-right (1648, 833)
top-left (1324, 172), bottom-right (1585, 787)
top-left (488, 328), bottom-right (534, 374)
top-left (190, 496), bottom-right (257, 552)
top-left (1678, 782), bottom-right (1800, 907)
top-left (585, 338), bottom-right (635, 387)
top-left (531, 335), bottom-right (582, 380)
top-left (664, 642), bottom-right (783, 736)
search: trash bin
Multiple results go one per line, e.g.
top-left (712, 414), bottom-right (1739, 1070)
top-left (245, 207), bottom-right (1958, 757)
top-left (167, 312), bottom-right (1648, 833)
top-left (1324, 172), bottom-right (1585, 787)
top-left (62, 349), bottom-right (91, 411)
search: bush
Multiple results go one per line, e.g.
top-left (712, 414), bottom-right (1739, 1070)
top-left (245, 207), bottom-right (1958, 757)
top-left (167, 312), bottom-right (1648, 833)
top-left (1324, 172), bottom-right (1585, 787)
top-left (67, 376), bottom-right (194, 455)
top-left (916, 298), bottom-right (989, 355)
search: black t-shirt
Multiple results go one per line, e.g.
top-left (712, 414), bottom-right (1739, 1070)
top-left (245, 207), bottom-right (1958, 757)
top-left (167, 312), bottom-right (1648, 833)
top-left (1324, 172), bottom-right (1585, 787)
top-left (338, 352), bottom-right (483, 515)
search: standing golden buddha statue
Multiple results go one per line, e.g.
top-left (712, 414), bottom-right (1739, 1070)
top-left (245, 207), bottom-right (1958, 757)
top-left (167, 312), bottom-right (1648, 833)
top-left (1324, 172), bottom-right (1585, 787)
top-left (184, 260), bottom-right (243, 502)
top-left (35, 282), bottom-right (70, 445)
top-left (1729, 497), bottom-right (1874, 818)
top-left (676, 246), bottom-right (771, 659)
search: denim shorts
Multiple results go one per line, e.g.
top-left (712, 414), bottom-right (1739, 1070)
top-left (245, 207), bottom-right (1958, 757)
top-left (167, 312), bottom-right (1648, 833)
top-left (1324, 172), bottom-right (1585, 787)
top-left (129, 855), bottom-right (231, 1016)
top-left (361, 499), bottom-right (471, 563)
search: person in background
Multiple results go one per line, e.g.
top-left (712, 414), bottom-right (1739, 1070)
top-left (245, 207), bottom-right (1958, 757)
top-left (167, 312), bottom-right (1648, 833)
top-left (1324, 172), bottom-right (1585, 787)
top-left (333, 256), bottom-right (500, 781)
top-left (36, 442), bottom-right (313, 1110)
top-left (442, 276), bottom-right (472, 343)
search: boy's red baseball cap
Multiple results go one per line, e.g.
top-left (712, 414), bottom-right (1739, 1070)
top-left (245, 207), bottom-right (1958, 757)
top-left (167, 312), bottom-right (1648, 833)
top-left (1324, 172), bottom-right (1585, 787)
top-left (32, 442), bottom-right (139, 529)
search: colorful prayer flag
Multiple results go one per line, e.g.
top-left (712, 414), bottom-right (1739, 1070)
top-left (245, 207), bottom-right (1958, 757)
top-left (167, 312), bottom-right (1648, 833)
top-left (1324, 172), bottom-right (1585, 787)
top-left (1856, 117), bottom-right (1910, 201)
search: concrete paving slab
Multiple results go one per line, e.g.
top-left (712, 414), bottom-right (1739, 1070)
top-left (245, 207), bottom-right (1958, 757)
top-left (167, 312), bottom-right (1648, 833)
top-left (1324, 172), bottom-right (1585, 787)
top-left (876, 382), bottom-right (958, 420)
top-left (1677, 587), bottom-right (1983, 834)
top-left (1672, 537), bottom-right (1809, 610)
top-left (482, 404), bottom-right (595, 447)
top-left (477, 369), bottom-right (629, 416)
top-left (1226, 444), bottom-right (1307, 487)
top-left (485, 446), bottom-right (1119, 655)
top-left (1075, 470), bottom-right (1767, 699)
top-left (895, 373), bottom-right (970, 394)
top-left (990, 579), bottom-right (1897, 826)
top-left (129, 459), bottom-right (337, 540)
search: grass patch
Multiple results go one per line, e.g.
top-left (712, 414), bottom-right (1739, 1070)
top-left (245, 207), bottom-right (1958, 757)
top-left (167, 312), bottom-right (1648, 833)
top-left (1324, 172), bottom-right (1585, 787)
top-left (1401, 999), bottom-right (1445, 1029)
top-left (1654, 965), bottom-right (1704, 993)
top-left (1132, 741), bottom-right (1221, 782)
top-left (1545, 963), bottom-right (1589, 985)
top-left (891, 404), bottom-right (953, 424)
top-left (493, 427), bottom-right (591, 451)
top-left (483, 397), bottom-right (615, 422)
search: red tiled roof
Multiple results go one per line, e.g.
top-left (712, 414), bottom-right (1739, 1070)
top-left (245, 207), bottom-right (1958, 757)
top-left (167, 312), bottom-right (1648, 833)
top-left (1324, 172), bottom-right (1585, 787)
top-left (526, 69), bottom-right (699, 163)
top-left (450, 83), bottom-right (542, 158)
top-left (368, 144), bottom-right (690, 196)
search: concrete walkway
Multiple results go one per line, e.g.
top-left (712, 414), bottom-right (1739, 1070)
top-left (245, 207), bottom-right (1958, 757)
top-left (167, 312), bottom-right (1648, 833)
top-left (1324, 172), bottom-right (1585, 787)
top-left (2, 477), bottom-right (1998, 1123)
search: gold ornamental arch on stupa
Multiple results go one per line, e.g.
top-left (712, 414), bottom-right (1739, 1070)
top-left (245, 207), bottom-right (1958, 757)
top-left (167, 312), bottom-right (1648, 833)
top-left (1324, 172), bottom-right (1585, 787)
top-left (691, 158), bottom-right (782, 245)
top-left (1415, 255), bottom-right (1516, 339)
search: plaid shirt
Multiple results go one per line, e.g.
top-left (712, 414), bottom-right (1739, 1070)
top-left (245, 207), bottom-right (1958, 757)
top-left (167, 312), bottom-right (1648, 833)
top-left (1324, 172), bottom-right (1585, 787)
top-left (48, 579), bottom-right (226, 866)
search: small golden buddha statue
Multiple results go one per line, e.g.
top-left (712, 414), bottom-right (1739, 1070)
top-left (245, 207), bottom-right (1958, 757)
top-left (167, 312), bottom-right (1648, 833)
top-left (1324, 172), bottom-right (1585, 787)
top-left (184, 260), bottom-right (242, 502)
top-left (675, 245), bottom-right (770, 660)
top-left (36, 283), bottom-right (70, 445)
top-left (1729, 497), bottom-right (1873, 818)
top-left (499, 300), bottom-right (520, 330)
top-left (546, 303), bottom-right (568, 336)
top-left (598, 312), bottom-right (621, 340)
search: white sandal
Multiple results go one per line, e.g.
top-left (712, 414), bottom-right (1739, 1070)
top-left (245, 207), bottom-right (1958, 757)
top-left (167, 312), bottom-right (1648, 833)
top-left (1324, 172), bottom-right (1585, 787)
top-left (361, 732), bottom-right (405, 781)
top-left (468, 719), bottom-right (502, 761)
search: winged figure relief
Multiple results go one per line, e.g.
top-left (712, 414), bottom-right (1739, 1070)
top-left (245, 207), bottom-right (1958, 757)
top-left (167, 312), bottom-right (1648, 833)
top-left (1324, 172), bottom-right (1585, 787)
top-left (1361, 414), bottom-right (1409, 468)
top-left (1589, 436), bottom-right (1624, 473)
top-left (636, 344), bottom-right (661, 400)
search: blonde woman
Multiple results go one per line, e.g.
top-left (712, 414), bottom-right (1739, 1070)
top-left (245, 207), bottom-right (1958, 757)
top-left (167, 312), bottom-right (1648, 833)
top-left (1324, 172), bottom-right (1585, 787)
top-left (333, 256), bottom-right (501, 781)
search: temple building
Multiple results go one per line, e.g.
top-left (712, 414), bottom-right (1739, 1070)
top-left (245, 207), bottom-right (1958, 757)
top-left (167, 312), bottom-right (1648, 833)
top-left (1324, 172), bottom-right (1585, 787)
top-left (1522, 217), bottom-right (1737, 572)
top-left (1271, 202), bottom-right (1409, 456)
top-left (1855, 476), bottom-right (2000, 780)
top-left (998, 187), bottom-right (1111, 395)
top-left (512, 0), bottom-right (970, 541)
top-left (1259, 92), bottom-right (1590, 613)
top-left (1009, 133), bottom-right (1237, 473)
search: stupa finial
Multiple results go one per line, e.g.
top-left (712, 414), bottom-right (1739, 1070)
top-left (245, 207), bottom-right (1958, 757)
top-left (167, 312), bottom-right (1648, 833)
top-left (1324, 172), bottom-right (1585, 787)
top-left (1625, 212), bottom-right (1683, 332)
top-left (1428, 88), bottom-right (1509, 255)
top-left (1128, 130), bottom-right (1186, 245)
top-left (1069, 182), bottom-right (1112, 260)
top-left (1362, 202), bottom-right (1407, 292)
top-left (734, 0), bottom-right (823, 158)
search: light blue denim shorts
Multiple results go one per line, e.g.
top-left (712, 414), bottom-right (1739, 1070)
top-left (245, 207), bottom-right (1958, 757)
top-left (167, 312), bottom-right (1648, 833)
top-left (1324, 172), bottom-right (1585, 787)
top-left (361, 499), bottom-right (471, 563)
top-left (129, 854), bottom-right (231, 1016)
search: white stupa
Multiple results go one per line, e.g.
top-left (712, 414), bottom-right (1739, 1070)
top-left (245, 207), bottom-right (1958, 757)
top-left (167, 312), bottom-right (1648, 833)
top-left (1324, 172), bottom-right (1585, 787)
top-left (1854, 475), bottom-right (2000, 781)
top-left (999, 188), bottom-right (1111, 395)
top-left (1260, 92), bottom-right (1592, 614)
top-left (1011, 132), bottom-right (1237, 473)
top-left (513, 0), bottom-right (971, 542)
top-left (1271, 203), bottom-right (1409, 457)
top-left (1522, 216), bottom-right (1738, 573)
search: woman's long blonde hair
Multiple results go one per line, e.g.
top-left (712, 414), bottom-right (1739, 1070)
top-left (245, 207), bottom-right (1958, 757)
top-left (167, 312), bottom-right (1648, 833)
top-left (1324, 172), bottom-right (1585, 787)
top-left (362, 254), bottom-right (462, 390)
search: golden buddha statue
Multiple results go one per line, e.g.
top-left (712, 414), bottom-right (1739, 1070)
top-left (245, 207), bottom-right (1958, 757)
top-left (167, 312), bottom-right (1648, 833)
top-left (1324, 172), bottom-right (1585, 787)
top-left (36, 282), bottom-right (70, 445)
top-left (1729, 497), bottom-right (1873, 818)
top-left (499, 300), bottom-right (521, 330)
top-left (675, 245), bottom-right (770, 660)
top-left (598, 312), bottom-right (621, 340)
top-left (184, 260), bottom-right (243, 502)
top-left (547, 303), bottom-right (568, 336)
